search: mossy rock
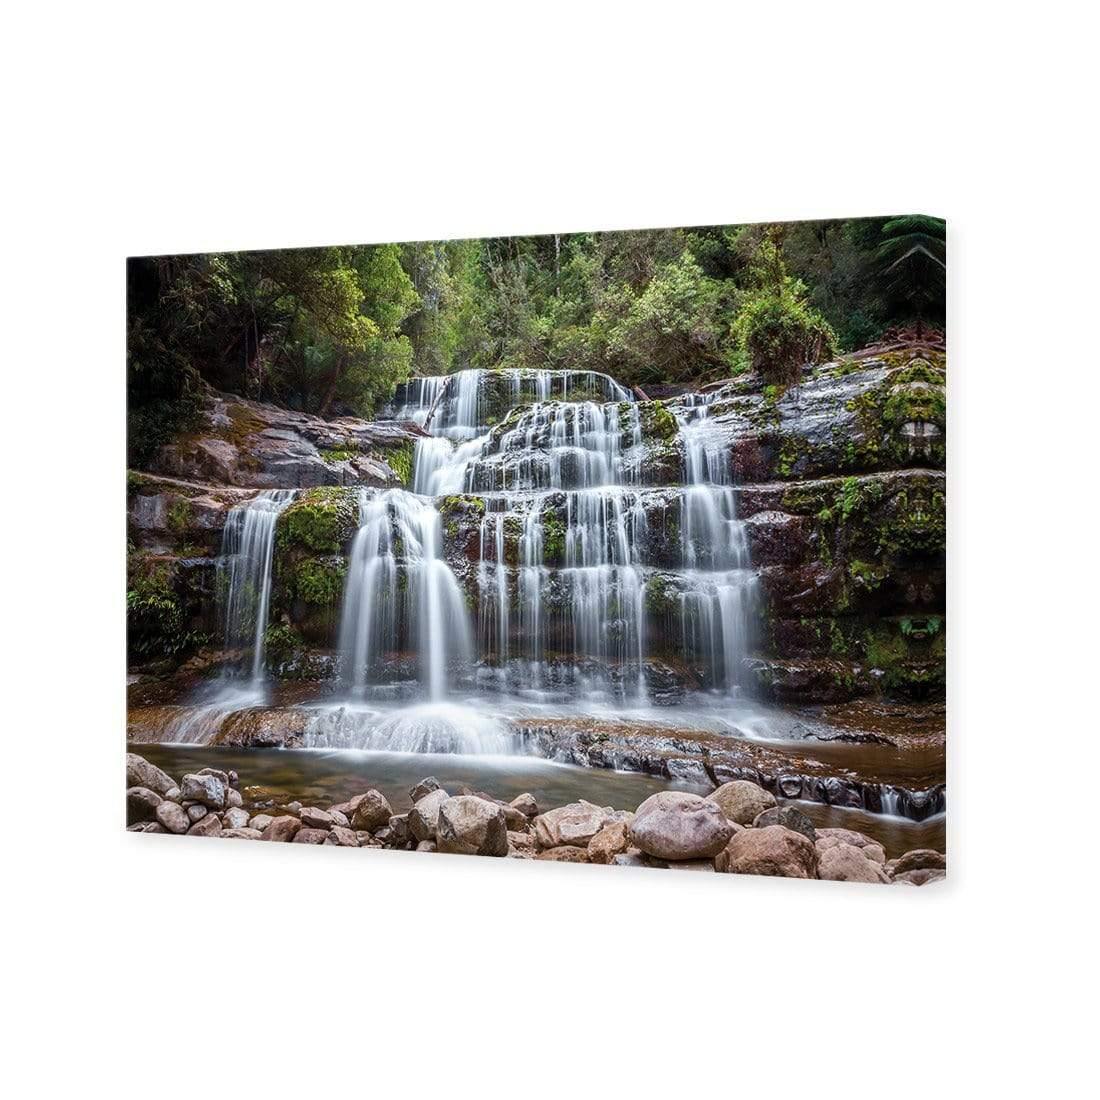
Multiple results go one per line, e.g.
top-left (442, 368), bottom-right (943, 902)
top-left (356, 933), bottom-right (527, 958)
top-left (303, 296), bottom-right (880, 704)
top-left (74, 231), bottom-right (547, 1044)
top-left (639, 400), bottom-right (679, 443)
top-left (292, 556), bottom-right (347, 607)
top-left (277, 487), bottom-right (358, 554)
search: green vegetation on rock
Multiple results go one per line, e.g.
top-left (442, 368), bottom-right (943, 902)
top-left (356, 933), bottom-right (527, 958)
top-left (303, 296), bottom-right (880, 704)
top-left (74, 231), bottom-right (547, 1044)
top-left (277, 487), bottom-right (357, 553)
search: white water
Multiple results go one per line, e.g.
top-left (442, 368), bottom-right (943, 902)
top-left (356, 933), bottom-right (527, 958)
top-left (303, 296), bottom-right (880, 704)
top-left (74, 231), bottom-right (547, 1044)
top-left (338, 488), bottom-right (474, 700)
top-left (673, 393), bottom-right (757, 690)
top-left (220, 488), bottom-right (296, 684)
top-left (182, 369), bottom-right (761, 750)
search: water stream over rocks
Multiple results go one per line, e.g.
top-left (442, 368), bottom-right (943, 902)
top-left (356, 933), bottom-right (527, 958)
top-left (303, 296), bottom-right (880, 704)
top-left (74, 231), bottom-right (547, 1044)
top-left (129, 362), bottom-right (946, 835)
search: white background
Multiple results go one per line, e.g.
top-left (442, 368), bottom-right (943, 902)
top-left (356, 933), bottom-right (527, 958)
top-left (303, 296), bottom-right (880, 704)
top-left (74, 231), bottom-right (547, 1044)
top-left (3, 2), bottom-right (1096, 1095)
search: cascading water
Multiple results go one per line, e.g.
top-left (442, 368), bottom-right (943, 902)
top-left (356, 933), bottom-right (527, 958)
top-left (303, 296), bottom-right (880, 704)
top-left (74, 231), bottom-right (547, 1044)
top-left (220, 488), bottom-right (297, 684)
top-left (338, 488), bottom-right (474, 700)
top-left (674, 393), bottom-right (756, 692)
top-left (155, 488), bottom-right (296, 744)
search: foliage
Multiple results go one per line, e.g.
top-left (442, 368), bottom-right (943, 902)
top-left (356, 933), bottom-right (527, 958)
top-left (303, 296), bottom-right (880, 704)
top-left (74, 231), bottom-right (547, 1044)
top-left (126, 562), bottom-right (205, 658)
top-left (277, 487), bottom-right (357, 554)
top-left (293, 557), bottom-right (347, 606)
top-left (128, 217), bottom-right (945, 458)
top-left (731, 233), bottom-right (837, 384)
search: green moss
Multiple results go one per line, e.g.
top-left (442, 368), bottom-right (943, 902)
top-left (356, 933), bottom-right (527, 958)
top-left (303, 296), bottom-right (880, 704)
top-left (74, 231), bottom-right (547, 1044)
top-left (293, 557), bottom-right (347, 606)
top-left (640, 400), bottom-right (678, 442)
top-left (848, 559), bottom-right (884, 590)
top-left (541, 510), bottom-right (566, 565)
top-left (263, 623), bottom-right (303, 661)
top-left (321, 446), bottom-right (357, 464)
top-left (386, 440), bottom-right (414, 485)
top-left (776, 435), bottom-right (803, 478)
top-left (439, 494), bottom-right (485, 517)
top-left (277, 487), bottom-right (357, 553)
top-left (166, 497), bottom-right (192, 536)
top-left (644, 573), bottom-right (677, 617)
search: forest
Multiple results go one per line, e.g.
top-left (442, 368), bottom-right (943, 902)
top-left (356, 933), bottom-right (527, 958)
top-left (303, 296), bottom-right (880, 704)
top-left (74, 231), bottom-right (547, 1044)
top-left (127, 215), bottom-right (945, 463)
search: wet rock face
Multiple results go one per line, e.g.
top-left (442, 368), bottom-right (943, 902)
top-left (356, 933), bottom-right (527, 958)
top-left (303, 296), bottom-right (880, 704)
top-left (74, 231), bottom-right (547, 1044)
top-left (147, 393), bottom-right (421, 491)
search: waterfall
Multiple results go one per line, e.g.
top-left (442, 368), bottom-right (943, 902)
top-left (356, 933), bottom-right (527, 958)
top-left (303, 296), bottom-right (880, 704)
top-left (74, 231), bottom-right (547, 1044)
top-left (338, 488), bottom-right (474, 700)
top-left (674, 394), bottom-right (755, 692)
top-left (384, 374), bottom-right (451, 429)
top-left (219, 488), bottom-right (296, 684)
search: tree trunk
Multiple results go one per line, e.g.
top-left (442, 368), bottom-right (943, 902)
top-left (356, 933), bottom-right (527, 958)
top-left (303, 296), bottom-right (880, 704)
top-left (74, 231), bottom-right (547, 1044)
top-left (318, 352), bottom-right (347, 416)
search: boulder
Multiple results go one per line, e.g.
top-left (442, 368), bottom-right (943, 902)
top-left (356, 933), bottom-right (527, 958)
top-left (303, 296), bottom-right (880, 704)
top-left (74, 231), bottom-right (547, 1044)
top-left (507, 831), bottom-right (537, 858)
top-left (893, 868), bottom-right (946, 886)
top-left (587, 820), bottom-right (630, 865)
top-left (325, 826), bottom-right (359, 847)
top-left (186, 804), bottom-right (208, 823)
top-left (388, 814), bottom-right (411, 846)
top-left (249, 814), bottom-right (275, 832)
top-left (706, 780), bottom-right (776, 825)
top-left (815, 827), bottom-right (886, 864)
top-left (188, 813), bottom-right (222, 838)
top-left (889, 849), bottom-right (946, 876)
top-left (436, 796), bottom-right (508, 857)
top-left (293, 827), bottom-right (328, 844)
top-left (629, 791), bottom-right (733, 860)
top-left (536, 846), bottom-right (590, 863)
top-left (126, 754), bottom-right (177, 796)
top-left (752, 805), bottom-right (817, 842)
top-left (350, 790), bottom-right (393, 832)
top-left (409, 777), bottom-right (442, 803)
top-left (817, 842), bottom-right (890, 884)
top-left (180, 773), bottom-right (227, 810)
top-left (509, 793), bottom-right (539, 820)
top-left (416, 840), bottom-right (437, 853)
top-left (610, 850), bottom-right (648, 867)
top-left (300, 807), bottom-right (334, 830)
top-left (408, 788), bottom-right (449, 842)
top-left (715, 825), bottom-right (818, 879)
top-left (155, 800), bottom-right (191, 835)
top-left (223, 807), bottom-right (251, 831)
top-left (261, 815), bottom-right (302, 843)
top-left (126, 787), bottom-right (162, 825)
top-left (221, 827), bottom-right (263, 840)
top-left (534, 801), bottom-right (614, 849)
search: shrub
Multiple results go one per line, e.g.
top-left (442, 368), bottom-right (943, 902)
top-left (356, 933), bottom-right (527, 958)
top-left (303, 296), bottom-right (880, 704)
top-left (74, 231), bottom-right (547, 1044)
top-left (735, 287), bottom-right (837, 385)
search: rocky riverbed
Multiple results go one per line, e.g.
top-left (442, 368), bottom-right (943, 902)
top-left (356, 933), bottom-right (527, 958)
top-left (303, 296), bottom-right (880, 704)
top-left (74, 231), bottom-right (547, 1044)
top-left (126, 751), bottom-right (946, 885)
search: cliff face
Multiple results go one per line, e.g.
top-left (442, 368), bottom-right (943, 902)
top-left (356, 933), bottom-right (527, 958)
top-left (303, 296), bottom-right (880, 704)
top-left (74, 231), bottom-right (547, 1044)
top-left (126, 347), bottom-right (946, 706)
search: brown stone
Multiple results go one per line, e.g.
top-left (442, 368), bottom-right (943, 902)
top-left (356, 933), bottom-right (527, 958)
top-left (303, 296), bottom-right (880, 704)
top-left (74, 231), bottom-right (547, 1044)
top-left (188, 813), bottom-right (222, 838)
top-left (536, 845), bottom-right (590, 863)
top-left (155, 800), bottom-right (190, 835)
top-left (715, 825), bottom-right (818, 878)
top-left (300, 807), bottom-right (334, 830)
top-left (351, 790), bottom-right (393, 832)
top-left (817, 842), bottom-right (890, 884)
top-left (261, 815), bottom-right (302, 842)
top-left (706, 780), bottom-right (776, 825)
top-left (126, 787), bottom-right (162, 825)
top-left (629, 791), bottom-right (733, 860)
top-left (436, 796), bottom-right (508, 857)
top-left (587, 820), bottom-right (630, 865)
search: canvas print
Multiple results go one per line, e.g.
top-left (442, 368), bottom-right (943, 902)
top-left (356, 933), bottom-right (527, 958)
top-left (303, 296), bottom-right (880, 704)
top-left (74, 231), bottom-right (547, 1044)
top-left (126, 218), bottom-right (946, 884)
